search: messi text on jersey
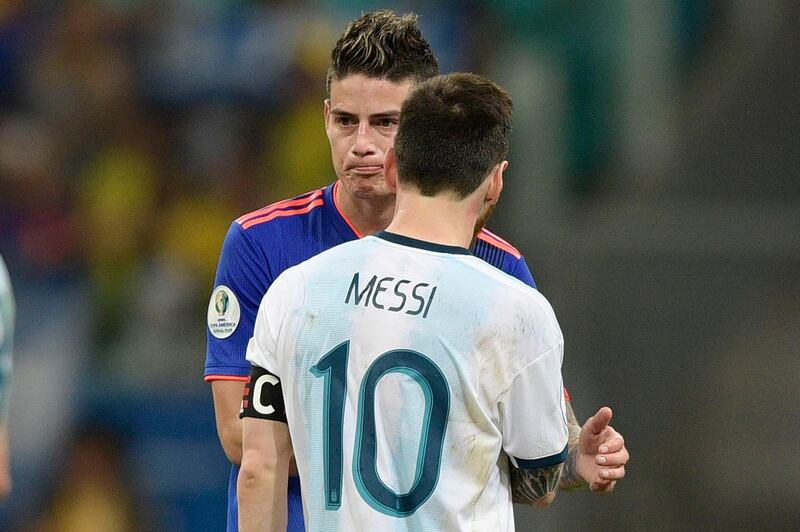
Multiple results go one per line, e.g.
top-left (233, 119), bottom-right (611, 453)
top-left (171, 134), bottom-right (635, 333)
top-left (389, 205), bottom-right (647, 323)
top-left (345, 272), bottom-right (438, 318)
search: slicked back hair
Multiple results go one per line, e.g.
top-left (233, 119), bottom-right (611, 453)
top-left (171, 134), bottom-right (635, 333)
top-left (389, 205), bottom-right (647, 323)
top-left (327, 10), bottom-right (438, 95)
top-left (393, 73), bottom-right (513, 199)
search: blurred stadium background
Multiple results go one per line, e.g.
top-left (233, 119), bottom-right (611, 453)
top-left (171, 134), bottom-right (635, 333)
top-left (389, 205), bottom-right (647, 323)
top-left (0, 1), bottom-right (798, 530)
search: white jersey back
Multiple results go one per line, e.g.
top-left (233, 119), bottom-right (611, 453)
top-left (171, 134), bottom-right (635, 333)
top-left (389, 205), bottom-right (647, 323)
top-left (247, 232), bottom-right (568, 531)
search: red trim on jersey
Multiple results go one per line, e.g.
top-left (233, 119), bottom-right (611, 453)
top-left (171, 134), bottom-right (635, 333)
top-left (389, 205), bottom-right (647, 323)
top-left (563, 387), bottom-right (571, 402)
top-left (236, 189), bottom-right (324, 225)
top-left (242, 199), bottom-right (325, 229)
top-left (204, 375), bottom-right (250, 382)
top-left (332, 181), bottom-right (365, 239)
top-left (476, 228), bottom-right (522, 259)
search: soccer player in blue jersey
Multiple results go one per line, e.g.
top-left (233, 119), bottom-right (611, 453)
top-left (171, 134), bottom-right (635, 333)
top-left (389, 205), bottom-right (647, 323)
top-left (205, 11), bottom-right (628, 532)
top-left (240, 72), bottom-right (568, 531)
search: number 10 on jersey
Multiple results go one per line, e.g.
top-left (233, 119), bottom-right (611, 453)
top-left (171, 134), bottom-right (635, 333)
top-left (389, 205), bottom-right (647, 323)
top-left (310, 341), bottom-right (450, 517)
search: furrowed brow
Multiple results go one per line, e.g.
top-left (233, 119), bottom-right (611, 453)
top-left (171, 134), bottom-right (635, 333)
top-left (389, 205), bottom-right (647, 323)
top-left (370, 111), bottom-right (401, 119)
top-left (330, 110), bottom-right (400, 119)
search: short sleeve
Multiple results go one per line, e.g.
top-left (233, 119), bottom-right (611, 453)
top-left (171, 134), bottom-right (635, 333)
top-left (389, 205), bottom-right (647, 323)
top-left (245, 267), bottom-right (303, 377)
top-left (204, 222), bottom-right (272, 380)
top-left (499, 342), bottom-right (568, 469)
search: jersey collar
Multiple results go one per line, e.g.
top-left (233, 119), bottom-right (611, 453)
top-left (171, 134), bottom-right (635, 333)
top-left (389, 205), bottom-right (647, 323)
top-left (324, 181), bottom-right (363, 241)
top-left (376, 231), bottom-right (472, 256)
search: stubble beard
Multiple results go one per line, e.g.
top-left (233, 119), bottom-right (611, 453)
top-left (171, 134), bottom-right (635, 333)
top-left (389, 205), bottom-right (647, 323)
top-left (473, 203), bottom-right (496, 239)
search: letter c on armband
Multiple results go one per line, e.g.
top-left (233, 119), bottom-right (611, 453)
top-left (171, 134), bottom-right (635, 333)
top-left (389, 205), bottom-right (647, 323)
top-left (240, 365), bottom-right (287, 423)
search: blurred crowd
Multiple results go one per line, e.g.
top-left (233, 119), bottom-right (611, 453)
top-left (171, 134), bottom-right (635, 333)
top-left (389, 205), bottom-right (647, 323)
top-left (4, 1), bottom-right (335, 386)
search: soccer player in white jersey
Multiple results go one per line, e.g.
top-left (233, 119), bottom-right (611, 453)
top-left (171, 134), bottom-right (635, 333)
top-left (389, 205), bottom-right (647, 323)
top-left (0, 254), bottom-right (14, 498)
top-left (239, 73), bottom-right (572, 531)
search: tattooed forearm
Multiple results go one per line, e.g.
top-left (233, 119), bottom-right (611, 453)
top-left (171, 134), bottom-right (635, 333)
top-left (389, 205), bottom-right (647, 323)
top-left (510, 463), bottom-right (563, 507)
top-left (559, 400), bottom-right (589, 491)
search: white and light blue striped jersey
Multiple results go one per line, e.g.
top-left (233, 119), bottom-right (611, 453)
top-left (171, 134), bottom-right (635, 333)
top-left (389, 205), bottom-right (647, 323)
top-left (0, 255), bottom-right (14, 418)
top-left (246, 231), bottom-right (568, 532)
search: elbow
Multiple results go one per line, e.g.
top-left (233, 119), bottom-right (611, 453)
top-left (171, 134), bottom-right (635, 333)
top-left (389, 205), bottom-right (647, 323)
top-left (222, 440), bottom-right (243, 466)
top-left (239, 452), bottom-right (270, 488)
top-left (217, 424), bottom-right (243, 466)
top-left (533, 491), bottom-right (557, 508)
top-left (238, 463), bottom-right (262, 487)
top-left (240, 447), bottom-right (286, 480)
top-left (238, 449), bottom-right (288, 503)
top-left (512, 489), bottom-right (558, 509)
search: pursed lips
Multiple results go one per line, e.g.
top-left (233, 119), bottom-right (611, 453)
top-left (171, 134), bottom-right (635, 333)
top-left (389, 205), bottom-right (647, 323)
top-left (348, 165), bottom-right (383, 176)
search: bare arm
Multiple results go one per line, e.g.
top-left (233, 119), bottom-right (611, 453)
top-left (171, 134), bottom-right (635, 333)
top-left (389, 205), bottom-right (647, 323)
top-left (510, 463), bottom-right (563, 508)
top-left (211, 380), bottom-right (247, 465)
top-left (560, 400), bottom-right (589, 491)
top-left (238, 417), bottom-right (292, 532)
top-left (212, 380), bottom-right (299, 475)
top-left (0, 421), bottom-right (10, 499)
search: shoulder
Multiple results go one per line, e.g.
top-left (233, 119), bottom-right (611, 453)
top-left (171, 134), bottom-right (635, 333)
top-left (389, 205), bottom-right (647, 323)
top-left (471, 228), bottom-right (537, 288)
top-left (473, 228), bottom-right (522, 260)
top-left (234, 188), bottom-right (326, 233)
top-left (220, 187), bottom-right (328, 260)
top-left (463, 259), bottom-right (562, 367)
top-left (464, 253), bottom-right (551, 319)
top-left (491, 272), bottom-right (563, 356)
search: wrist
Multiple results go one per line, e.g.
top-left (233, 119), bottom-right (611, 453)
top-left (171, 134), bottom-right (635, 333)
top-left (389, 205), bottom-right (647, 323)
top-left (559, 448), bottom-right (590, 491)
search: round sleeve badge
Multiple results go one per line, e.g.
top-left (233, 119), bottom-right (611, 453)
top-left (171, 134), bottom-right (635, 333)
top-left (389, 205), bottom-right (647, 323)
top-left (207, 285), bottom-right (241, 339)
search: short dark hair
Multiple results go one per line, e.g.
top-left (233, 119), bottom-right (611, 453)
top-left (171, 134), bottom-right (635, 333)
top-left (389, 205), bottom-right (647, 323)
top-left (393, 73), bottom-right (513, 199)
top-left (327, 10), bottom-right (438, 95)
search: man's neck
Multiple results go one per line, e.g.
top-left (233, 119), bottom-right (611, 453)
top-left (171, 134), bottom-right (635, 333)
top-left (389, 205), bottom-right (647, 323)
top-left (334, 184), bottom-right (396, 236)
top-left (385, 193), bottom-right (480, 249)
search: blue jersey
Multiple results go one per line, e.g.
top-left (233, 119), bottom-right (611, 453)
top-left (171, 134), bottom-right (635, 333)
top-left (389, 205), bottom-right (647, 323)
top-left (205, 182), bottom-right (536, 532)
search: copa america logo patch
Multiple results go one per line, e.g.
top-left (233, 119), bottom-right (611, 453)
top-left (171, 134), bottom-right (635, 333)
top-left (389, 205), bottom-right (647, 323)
top-left (208, 285), bottom-right (240, 339)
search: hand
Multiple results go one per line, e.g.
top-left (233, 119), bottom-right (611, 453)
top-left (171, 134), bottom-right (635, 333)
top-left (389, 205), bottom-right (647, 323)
top-left (575, 407), bottom-right (628, 492)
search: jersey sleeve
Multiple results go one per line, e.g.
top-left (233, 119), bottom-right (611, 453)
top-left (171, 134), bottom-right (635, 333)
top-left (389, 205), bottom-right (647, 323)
top-left (499, 342), bottom-right (569, 469)
top-left (245, 268), bottom-right (303, 376)
top-left (509, 256), bottom-right (576, 403)
top-left (509, 255), bottom-right (537, 289)
top-left (204, 222), bottom-right (272, 381)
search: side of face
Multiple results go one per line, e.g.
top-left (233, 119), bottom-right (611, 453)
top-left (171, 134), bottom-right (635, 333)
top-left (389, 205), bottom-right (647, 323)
top-left (324, 74), bottom-right (413, 201)
top-left (474, 161), bottom-right (507, 236)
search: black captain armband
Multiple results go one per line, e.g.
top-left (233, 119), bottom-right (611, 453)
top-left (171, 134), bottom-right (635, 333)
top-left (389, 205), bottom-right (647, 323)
top-left (240, 365), bottom-right (287, 423)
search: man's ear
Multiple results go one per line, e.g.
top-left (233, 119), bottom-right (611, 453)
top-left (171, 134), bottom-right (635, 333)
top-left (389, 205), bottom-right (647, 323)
top-left (384, 148), bottom-right (399, 193)
top-left (323, 99), bottom-right (332, 138)
top-left (485, 160), bottom-right (506, 205)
